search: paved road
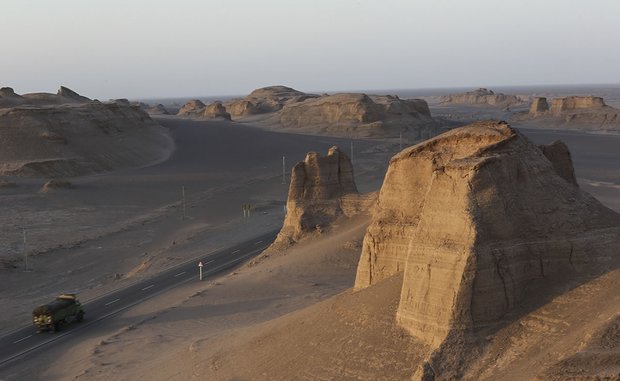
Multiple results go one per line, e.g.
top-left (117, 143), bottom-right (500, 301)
top-left (0, 230), bottom-right (277, 370)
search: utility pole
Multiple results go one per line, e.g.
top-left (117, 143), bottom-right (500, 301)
top-left (23, 229), bottom-right (28, 272)
top-left (181, 186), bottom-right (186, 220)
top-left (350, 141), bottom-right (354, 163)
top-left (282, 156), bottom-right (286, 184)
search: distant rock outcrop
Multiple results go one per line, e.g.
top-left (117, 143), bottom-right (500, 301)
top-left (0, 87), bottom-right (22, 99)
top-left (353, 121), bottom-right (620, 378)
top-left (220, 85), bottom-right (438, 139)
top-left (202, 102), bottom-right (231, 120)
top-left (177, 99), bottom-right (206, 117)
top-left (440, 88), bottom-right (527, 107)
top-left (1, 86), bottom-right (92, 106)
top-left (0, 87), bottom-right (25, 107)
top-left (225, 100), bottom-right (260, 118)
top-left (57, 86), bottom-right (91, 103)
top-left (529, 97), bottom-right (549, 116)
top-left (517, 95), bottom-right (620, 131)
top-left (276, 93), bottom-right (436, 138)
top-left (549, 96), bottom-right (606, 114)
top-left (225, 85), bottom-right (318, 119)
top-left (245, 85), bottom-right (317, 113)
top-left (147, 104), bottom-right (170, 115)
top-left (0, 97), bottom-right (173, 177)
top-left (272, 146), bottom-right (373, 248)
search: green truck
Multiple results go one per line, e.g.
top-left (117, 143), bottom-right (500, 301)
top-left (32, 294), bottom-right (85, 332)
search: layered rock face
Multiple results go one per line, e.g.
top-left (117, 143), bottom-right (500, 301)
top-left (354, 121), bottom-right (620, 352)
top-left (202, 102), bottom-right (231, 120)
top-left (273, 146), bottom-right (363, 246)
top-left (277, 93), bottom-right (436, 138)
top-left (529, 97), bottom-right (549, 115)
top-left (550, 96), bottom-right (606, 114)
top-left (440, 88), bottom-right (527, 107)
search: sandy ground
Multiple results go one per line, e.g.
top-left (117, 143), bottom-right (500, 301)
top-left (0, 118), bottom-right (396, 334)
top-left (1, 112), bottom-right (619, 380)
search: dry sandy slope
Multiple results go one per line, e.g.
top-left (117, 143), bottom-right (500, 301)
top-left (467, 268), bottom-right (620, 380)
top-left (40, 217), bottom-right (620, 381)
top-left (31, 215), bottom-right (422, 381)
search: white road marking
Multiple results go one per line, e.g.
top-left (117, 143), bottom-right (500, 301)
top-left (254, 240), bottom-right (263, 245)
top-left (141, 284), bottom-right (155, 291)
top-left (105, 298), bottom-right (120, 306)
top-left (174, 271), bottom-right (186, 277)
top-left (13, 335), bottom-right (32, 344)
top-left (206, 260), bottom-right (215, 264)
top-left (232, 249), bottom-right (240, 254)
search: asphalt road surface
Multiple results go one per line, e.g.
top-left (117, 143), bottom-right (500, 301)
top-left (0, 230), bottom-right (277, 370)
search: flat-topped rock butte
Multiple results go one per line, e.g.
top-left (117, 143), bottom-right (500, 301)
top-left (354, 120), bottom-right (620, 379)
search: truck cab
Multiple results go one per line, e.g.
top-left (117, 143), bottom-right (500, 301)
top-left (33, 294), bottom-right (85, 332)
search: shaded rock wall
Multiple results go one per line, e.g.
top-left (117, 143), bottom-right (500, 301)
top-left (273, 146), bottom-right (362, 247)
top-left (529, 97), bottom-right (549, 115)
top-left (539, 140), bottom-right (577, 185)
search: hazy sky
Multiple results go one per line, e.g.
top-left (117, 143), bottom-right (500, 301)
top-left (1, 0), bottom-right (619, 99)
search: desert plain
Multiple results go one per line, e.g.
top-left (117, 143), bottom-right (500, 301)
top-left (0, 84), bottom-right (619, 380)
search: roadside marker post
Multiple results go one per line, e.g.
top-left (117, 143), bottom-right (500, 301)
top-left (198, 261), bottom-right (204, 281)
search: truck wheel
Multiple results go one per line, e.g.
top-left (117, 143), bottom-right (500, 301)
top-left (76, 311), bottom-right (84, 323)
top-left (50, 322), bottom-right (57, 333)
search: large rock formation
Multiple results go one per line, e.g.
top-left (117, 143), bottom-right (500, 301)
top-left (440, 88), bottom-right (527, 107)
top-left (518, 95), bottom-right (620, 131)
top-left (224, 85), bottom-right (318, 119)
top-left (0, 86), bottom-right (91, 107)
top-left (0, 87), bottom-right (25, 107)
top-left (147, 104), bottom-right (170, 115)
top-left (353, 121), bottom-right (620, 378)
top-left (225, 100), bottom-right (260, 118)
top-left (273, 146), bottom-right (367, 247)
top-left (276, 93), bottom-right (436, 138)
top-left (220, 85), bottom-right (438, 139)
top-left (0, 95), bottom-right (173, 177)
top-left (177, 100), bottom-right (233, 120)
top-left (549, 96), bottom-right (607, 114)
top-left (529, 96), bottom-right (549, 116)
top-left (57, 86), bottom-right (91, 103)
top-left (177, 99), bottom-right (206, 116)
top-left (202, 102), bottom-right (231, 120)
